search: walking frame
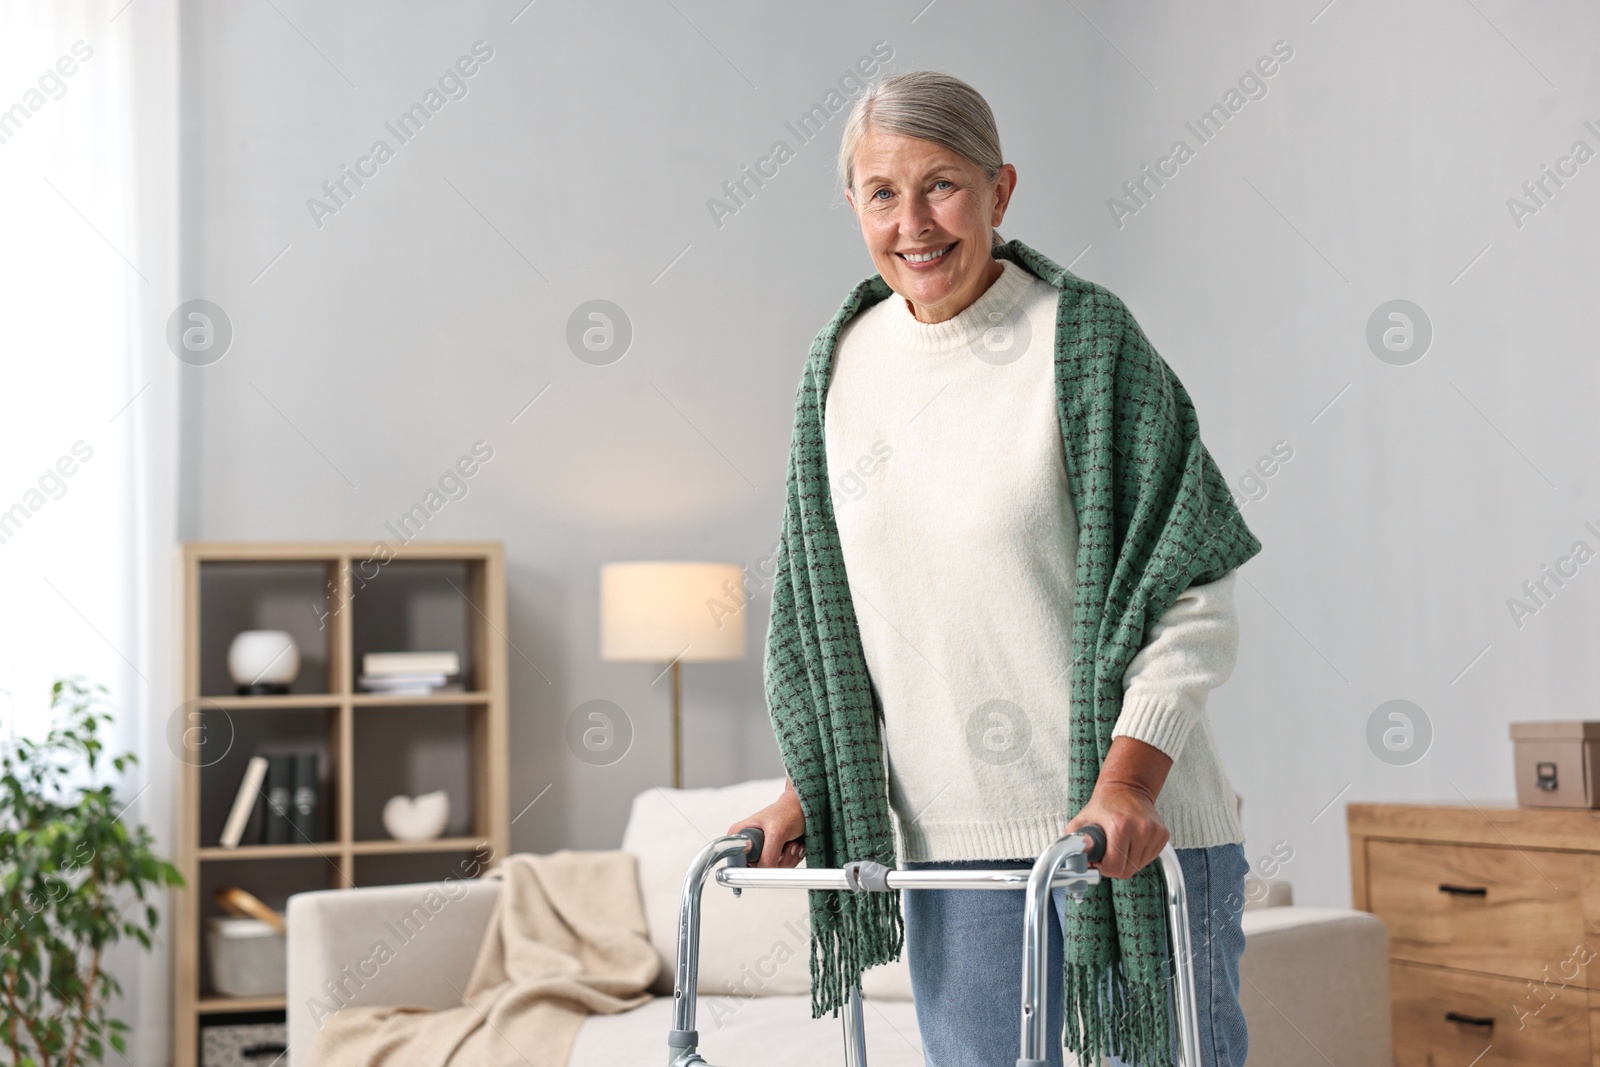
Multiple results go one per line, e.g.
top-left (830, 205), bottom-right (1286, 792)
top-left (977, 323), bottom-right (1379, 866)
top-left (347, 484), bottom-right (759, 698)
top-left (665, 824), bottom-right (1203, 1067)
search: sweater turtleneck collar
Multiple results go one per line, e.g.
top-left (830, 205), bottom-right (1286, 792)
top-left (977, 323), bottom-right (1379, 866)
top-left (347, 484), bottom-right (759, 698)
top-left (881, 257), bottom-right (1036, 354)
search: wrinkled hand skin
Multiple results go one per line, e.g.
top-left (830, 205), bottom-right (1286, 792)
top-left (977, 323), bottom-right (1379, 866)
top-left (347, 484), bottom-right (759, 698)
top-left (726, 776), bottom-right (808, 868)
top-left (1063, 736), bottom-right (1174, 879)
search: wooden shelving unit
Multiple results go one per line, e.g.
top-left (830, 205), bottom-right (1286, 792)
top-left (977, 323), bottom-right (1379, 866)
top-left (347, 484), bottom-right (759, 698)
top-left (171, 541), bottom-right (508, 1067)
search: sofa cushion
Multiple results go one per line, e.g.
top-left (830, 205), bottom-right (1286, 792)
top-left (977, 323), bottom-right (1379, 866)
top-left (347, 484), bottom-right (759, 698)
top-left (1238, 906), bottom-right (1391, 1066)
top-left (1242, 875), bottom-right (1293, 909)
top-left (621, 778), bottom-right (913, 1000)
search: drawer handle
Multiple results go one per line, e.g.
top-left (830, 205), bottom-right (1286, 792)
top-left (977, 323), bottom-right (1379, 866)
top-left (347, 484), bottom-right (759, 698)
top-left (1445, 1011), bottom-right (1494, 1029)
top-left (1438, 884), bottom-right (1488, 897)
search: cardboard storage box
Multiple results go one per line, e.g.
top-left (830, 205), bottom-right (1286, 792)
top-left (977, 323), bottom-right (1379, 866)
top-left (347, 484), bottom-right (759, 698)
top-left (1510, 721), bottom-right (1600, 807)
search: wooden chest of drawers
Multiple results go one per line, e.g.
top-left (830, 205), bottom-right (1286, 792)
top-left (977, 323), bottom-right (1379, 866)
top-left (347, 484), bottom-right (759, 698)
top-left (1349, 802), bottom-right (1600, 1066)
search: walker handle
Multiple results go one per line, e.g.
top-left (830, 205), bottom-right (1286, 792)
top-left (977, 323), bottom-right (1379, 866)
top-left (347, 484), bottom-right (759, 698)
top-left (732, 826), bottom-right (765, 867)
top-left (1078, 824), bottom-right (1107, 864)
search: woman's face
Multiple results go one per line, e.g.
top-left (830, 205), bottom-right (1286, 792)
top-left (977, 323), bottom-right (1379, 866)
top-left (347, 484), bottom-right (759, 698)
top-left (844, 129), bottom-right (1016, 324)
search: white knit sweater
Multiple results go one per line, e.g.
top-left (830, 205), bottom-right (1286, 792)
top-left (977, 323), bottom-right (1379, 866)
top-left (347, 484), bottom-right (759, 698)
top-left (823, 258), bottom-right (1245, 862)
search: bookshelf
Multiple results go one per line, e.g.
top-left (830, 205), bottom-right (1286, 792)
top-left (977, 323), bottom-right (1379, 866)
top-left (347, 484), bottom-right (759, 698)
top-left (171, 541), bottom-right (509, 1067)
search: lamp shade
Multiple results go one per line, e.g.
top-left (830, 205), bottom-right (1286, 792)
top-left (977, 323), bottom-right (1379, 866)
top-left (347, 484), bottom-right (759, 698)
top-left (599, 561), bottom-right (747, 663)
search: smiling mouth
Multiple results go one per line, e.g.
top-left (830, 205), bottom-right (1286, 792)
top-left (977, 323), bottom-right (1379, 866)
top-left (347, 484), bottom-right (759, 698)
top-left (897, 242), bottom-right (956, 264)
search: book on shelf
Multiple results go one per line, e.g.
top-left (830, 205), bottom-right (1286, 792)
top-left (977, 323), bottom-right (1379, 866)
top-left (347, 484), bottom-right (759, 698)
top-left (357, 674), bottom-right (464, 696)
top-left (264, 754), bottom-right (294, 845)
top-left (363, 650), bottom-right (460, 676)
top-left (359, 650), bottom-right (463, 695)
top-left (220, 751), bottom-right (320, 848)
top-left (291, 752), bottom-right (319, 843)
top-left (218, 756), bottom-right (268, 849)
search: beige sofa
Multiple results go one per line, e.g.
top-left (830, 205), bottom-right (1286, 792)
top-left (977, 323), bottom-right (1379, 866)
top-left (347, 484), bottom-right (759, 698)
top-left (286, 778), bottom-right (1391, 1066)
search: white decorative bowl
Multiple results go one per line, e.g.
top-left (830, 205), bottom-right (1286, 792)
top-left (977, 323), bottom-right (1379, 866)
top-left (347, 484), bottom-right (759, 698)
top-left (227, 630), bottom-right (300, 694)
top-left (382, 790), bottom-right (451, 841)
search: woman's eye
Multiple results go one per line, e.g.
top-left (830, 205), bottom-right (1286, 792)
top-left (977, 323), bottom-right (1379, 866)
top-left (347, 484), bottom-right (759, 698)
top-left (872, 188), bottom-right (892, 201)
top-left (933, 180), bottom-right (953, 191)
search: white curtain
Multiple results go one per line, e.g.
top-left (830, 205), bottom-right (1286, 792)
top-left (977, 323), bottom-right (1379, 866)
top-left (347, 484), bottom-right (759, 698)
top-left (0, 1), bottom-right (179, 1062)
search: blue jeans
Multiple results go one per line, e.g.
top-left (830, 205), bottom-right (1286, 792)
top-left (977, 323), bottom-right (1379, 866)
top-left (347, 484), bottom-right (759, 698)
top-left (901, 844), bottom-right (1249, 1067)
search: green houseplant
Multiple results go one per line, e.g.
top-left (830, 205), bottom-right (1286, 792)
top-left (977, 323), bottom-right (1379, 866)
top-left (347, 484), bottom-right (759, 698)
top-left (0, 677), bottom-right (184, 1066)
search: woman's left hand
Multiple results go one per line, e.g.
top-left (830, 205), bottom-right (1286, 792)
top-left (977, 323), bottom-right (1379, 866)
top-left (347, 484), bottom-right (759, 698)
top-left (1062, 736), bottom-right (1174, 879)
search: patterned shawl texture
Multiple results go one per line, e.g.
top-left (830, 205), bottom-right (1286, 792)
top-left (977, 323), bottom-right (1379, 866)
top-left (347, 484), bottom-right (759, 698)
top-left (763, 237), bottom-right (1262, 1064)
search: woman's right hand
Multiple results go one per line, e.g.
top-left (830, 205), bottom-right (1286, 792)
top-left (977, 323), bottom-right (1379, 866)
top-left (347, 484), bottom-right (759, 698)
top-left (726, 784), bottom-right (807, 868)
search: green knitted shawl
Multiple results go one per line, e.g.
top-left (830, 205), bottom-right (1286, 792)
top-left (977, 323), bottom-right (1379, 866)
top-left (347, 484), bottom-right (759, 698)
top-left (763, 237), bottom-right (1263, 1066)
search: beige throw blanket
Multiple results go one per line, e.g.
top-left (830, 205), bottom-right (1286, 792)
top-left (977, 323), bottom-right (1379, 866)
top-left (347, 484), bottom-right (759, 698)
top-left (307, 850), bottom-right (660, 1067)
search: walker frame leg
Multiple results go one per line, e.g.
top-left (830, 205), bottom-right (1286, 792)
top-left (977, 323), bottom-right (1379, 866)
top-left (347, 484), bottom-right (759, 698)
top-left (666, 833), bottom-right (753, 1067)
top-left (666, 829), bottom-right (874, 1066)
top-left (1160, 846), bottom-right (1203, 1067)
top-left (1016, 843), bottom-right (1201, 1067)
top-left (840, 981), bottom-right (868, 1067)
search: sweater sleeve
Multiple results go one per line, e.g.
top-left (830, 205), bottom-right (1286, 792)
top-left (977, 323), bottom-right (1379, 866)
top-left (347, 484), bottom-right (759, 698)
top-left (1110, 568), bottom-right (1240, 762)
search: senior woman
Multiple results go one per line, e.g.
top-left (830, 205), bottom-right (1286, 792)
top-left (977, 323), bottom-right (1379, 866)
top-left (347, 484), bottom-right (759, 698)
top-left (729, 71), bottom-right (1261, 1067)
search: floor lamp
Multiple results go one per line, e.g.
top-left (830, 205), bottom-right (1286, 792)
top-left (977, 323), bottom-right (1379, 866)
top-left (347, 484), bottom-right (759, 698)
top-left (599, 561), bottom-right (747, 788)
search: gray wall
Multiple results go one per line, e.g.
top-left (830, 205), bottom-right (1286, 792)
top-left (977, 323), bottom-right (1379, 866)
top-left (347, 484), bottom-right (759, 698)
top-left (181, 0), bottom-right (1600, 909)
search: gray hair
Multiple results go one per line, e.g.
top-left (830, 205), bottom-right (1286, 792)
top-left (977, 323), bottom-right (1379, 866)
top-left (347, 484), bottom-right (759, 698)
top-left (837, 70), bottom-right (1006, 247)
